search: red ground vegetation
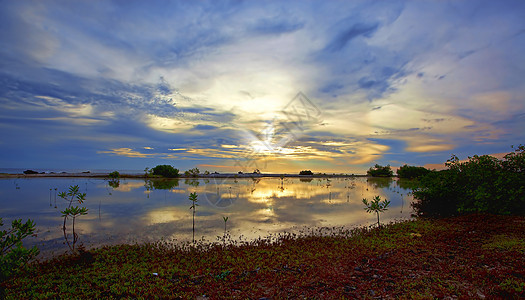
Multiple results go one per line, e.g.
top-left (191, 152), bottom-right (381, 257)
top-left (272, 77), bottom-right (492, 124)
top-left (3, 214), bottom-right (524, 299)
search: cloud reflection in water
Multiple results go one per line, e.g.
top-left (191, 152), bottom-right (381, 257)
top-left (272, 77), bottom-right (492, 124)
top-left (0, 177), bottom-right (414, 257)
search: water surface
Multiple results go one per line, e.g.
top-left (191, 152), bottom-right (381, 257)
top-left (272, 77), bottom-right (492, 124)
top-left (0, 177), bottom-right (415, 257)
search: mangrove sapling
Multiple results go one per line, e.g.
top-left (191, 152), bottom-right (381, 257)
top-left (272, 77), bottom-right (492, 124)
top-left (108, 171), bottom-right (120, 179)
top-left (107, 172), bottom-right (120, 189)
top-left (223, 216), bottom-right (229, 245)
top-left (61, 206), bottom-right (88, 252)
top-left (189, 192), bottom-right (199, 244)
top-left (58, 185), bottom-right (88, 252)
top-left (362, 195), bottom-right (391, 228)
top-left (144, 167), bottom-right (151, 178)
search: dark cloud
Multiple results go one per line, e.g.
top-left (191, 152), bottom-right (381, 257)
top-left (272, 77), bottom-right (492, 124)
top-left (193, 124), bottom-right (219, 131)
top-left (0, 0), bottom-right (524, 172)
top-left (422, 118), bottom-right (446, 123)
top-left (360, 65), bottom-right (409, 98)
top-left (250, 19), bottom-right (304, 35)
top-left (157, 77), bottom-right (172, 95)
top-left (491, 112), bottom-right (525, 142)
top-left (0, 66), bottom-right (190, 119)
top-left (326, 22), bottom-right (379, 52)
top-left (312, 4), bottom-right (409, 101)
top-left (319, 83), bottom-right (344, 94)
top-left (357, 77), bottom-right (378, 89)
top-left (0, 58), bottom-right (240, 170)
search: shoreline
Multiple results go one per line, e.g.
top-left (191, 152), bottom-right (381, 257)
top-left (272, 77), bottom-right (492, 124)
top-left (0, 172), bottom-right (370, 179)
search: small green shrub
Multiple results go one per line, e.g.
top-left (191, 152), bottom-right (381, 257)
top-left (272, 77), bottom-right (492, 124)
top-left (299, 170), bottom-right (313, 175)
top-left (1, 218), bottom-right (39, 289)
top-left (396, 164), bottom-right (430, 179)
top-left (362, 195), bottom-right (390, 227)
top-left (367, 164), bottom-right (393, 177)
top-left (108, 171), bottom-right (120, 179)
top-left (185, 168), bottom-right (200, 177)
top-left (151, 165), bottom-right (180, 178)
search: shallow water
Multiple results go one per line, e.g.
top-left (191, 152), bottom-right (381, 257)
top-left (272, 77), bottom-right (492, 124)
top-left (0, 177), bottom-right (415, 257)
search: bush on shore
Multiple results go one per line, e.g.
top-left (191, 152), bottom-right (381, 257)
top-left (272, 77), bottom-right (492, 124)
top-left (413, 145), bottom-right (525, 217)
top-left (367, 164), bottom-right (393, 177)
top-left (396, 164), bottom-right (430, 179)
top-left (151, 165), bottom-right (180, 178)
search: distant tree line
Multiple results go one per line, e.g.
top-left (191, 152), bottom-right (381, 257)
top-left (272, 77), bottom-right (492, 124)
top-left (365, 164), bottom-right (431, 178)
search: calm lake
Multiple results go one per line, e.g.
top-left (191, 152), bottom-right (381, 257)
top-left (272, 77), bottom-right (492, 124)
top-left (0, 177), bottom-right (415, 257)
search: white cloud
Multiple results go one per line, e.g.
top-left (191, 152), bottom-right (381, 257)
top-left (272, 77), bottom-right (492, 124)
top-left (1, 1), bottom-right (525, 171)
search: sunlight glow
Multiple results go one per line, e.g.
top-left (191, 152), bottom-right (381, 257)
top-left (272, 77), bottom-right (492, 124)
top-left (144, 208), bottom-right (184, 225)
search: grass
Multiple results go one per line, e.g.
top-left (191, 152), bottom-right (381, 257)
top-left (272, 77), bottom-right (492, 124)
top-left (482, 234), bottom-right (525, 252)
top-left (2, 214), bottom-right (524, 298)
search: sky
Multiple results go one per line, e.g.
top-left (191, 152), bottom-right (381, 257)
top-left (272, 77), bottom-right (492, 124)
top-left (1, 0), bottom-right (524, 174)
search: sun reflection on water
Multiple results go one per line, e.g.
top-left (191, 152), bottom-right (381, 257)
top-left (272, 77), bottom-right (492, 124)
top-left (0, 177), bottom-right (415, 257)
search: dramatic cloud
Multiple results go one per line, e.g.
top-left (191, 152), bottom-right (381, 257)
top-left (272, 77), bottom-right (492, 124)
top-left (1, 0), bottom-right (524, 173)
